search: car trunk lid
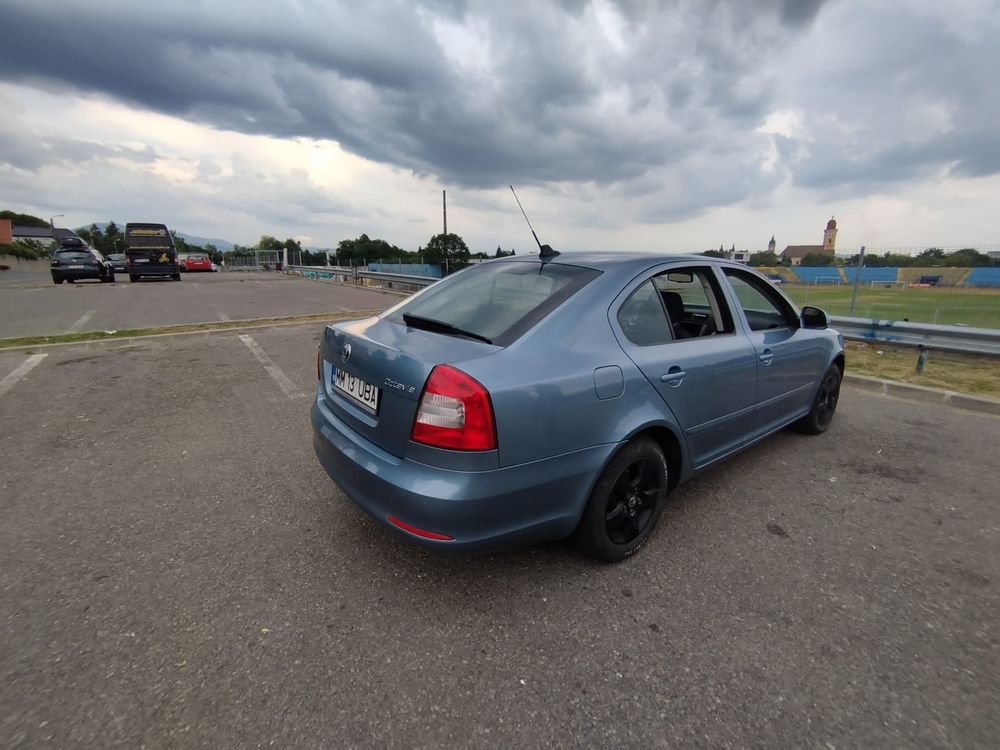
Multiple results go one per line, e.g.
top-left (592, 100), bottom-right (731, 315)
top-left (320, 316), bottom-right (499, 458)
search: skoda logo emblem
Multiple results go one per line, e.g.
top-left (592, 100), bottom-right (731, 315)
top-left (341, 343), bottom-right (352, 363)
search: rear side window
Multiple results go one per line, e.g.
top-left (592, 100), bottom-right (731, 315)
top-left (389, 261), bottom-right (600, 345)
top-left (617, 280), bottom-right (672, 346)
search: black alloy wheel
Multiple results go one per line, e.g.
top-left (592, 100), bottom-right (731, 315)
top-left (796, 364), bottom-right (842, 435)
top-left (576, 437), bottom-right (669, 562)
top-left (604, 459), bottom-right (661, 545)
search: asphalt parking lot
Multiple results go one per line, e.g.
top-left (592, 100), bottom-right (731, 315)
top-left (0, 270), bottom-right (394, 339)
top-left (1, 313), bottom-right (997, 745)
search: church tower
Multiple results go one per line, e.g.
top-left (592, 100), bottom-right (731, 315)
top-left (768, 235), bottom-right (776, 254)
top-left (823, 218), bottom-right (837, 252)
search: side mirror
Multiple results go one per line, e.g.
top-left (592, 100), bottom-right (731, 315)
top-left (800, 305), bottom-right (829, 329)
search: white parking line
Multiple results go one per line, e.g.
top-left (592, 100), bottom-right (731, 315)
top-left (67, 310), bottom-right (95, 334)
top-left (0, 354), bottom-right (48, 399)
top-left (238, 334), bottom-right (305, 399)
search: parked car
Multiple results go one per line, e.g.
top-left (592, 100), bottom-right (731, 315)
top-left (106, 253), bottom-right (128, 273)
top-left (183, 253), bottom-right (213, 272)
top-left (51, 243), bottom-right (115, 284)
top-left (311, 253), bottom-right (844, 561)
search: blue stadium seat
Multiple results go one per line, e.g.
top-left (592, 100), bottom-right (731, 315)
top-left (965, 268), bottom-right (1000, 287)
top-left (794, 267), bottom-right (843, 284)
top-left (843, 267), bottom-right (899, 284)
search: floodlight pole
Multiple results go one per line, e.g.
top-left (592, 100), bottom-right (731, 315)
top-left (849, 245), bottom-right (866, 317)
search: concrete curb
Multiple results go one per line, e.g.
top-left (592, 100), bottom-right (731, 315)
top-left (845, 373), bottom-right (1000, 416)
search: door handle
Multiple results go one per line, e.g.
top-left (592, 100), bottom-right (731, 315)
top-left (661, 366), bottom-right (686, 387)
top-left (758, 349), bottom-right (774, 366)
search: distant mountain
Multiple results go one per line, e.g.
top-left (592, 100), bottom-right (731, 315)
top-left (80, 222), bottom-right (234, 251)
top-left (175, 232), bottom-right (234, 252)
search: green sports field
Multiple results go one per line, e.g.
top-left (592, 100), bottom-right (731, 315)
top-left (782, 284), bottom-right (1000, 328)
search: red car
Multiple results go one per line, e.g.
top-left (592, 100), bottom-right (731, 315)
top-left (183, 253), bottom-right (213, 272)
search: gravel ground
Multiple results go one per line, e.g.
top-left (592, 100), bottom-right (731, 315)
top-left (1, 325), bottom-right (997, 747)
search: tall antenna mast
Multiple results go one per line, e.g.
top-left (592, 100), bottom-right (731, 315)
top-left (509, 185), bottom-right (558, 261)
top-left (442, 190), bottom-right (447, 235)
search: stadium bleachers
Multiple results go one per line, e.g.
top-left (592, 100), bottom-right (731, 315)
top-left (842, 267), bottom-right (899, 284)
top-left (793, 266), bottom-right (844, 284)
top-left (898, 267), bottom-right (970, 286)
top-left (964, 267), bottom-right (1000, 287)
top-left (757, 266), bottom-right (798, 283)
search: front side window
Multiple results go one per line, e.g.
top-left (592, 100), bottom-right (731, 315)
top-left (723, 269), bottom-right (796, 331)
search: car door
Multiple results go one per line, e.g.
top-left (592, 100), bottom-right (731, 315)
top-left (717, 267), bottom-right (824, 434)
top-left (612, 265), bottom-right (758, 469)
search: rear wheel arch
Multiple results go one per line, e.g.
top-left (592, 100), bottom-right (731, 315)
top-left (631, 425), bottom-right (683, 493)
top-left (587, 423), bottom-right (684, 501)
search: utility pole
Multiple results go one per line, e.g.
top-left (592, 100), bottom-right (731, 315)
top-left (442, 190), bottom-right (447, 235)
top-left (849, 246), bottom-right (866, 317)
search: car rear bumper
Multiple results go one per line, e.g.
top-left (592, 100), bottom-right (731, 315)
top-left (311, 393), bottom-right (617, 551)
top-left (52, 268), bottom-right (107, 280)
top-left (129, 266), bottom-right (178, 276)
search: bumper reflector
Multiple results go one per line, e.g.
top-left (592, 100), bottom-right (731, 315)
top-left (387, 515), bottom-right (455, 542)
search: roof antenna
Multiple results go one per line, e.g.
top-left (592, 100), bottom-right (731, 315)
top-left (509, 185), bottom-right (559, 261)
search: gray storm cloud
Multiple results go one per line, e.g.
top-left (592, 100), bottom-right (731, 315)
top-left (0, 0), bottom-right (997, 222)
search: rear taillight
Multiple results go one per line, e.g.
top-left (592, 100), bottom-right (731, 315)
top-left (125, 257), bottom-right (131, 266)
top-left (411, 365), bottom-right (496, 451)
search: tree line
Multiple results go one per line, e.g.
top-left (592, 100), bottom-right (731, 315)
top-left (251, 232), bottom-right (515, 272)
top-left (704, 247), bottom-right (999, 268)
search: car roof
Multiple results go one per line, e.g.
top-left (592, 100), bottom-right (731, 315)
top-left (489, 251), bottom-right (737, 273)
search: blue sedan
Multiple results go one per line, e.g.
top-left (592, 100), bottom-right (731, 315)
top-left (312, 253), bottom-right (844, 561)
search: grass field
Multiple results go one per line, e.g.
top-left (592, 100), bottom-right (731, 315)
top-left (782, 284), bottom-right (1000, 328)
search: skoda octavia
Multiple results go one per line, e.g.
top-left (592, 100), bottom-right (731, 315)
top-left (311, 253), bottom-right (843, 561)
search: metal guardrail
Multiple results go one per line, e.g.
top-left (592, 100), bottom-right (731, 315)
top-left (831, 316), bottom-right (1000, 356)
top-left (285, 266), bottom-right (998, 355)
top-left (285, 265), bottom-right (437, 291)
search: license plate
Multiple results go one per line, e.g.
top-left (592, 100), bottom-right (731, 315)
top-left (134, 258), bottom-right (149, 263)
top-left (69, 264), bottom-right (85, 269)
top-left (334, 368), bottom-right (380, 412)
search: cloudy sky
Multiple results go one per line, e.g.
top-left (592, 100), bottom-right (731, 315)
top-left (1, 0), bottom-right (998, 254)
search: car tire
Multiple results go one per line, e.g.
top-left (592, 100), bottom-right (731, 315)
top-left (795, 363), bottom-right (842, 435)
top-left (67, 279), bottom-right (75, 284)
top-left (575, 437), bottom-right (669, 562)
top-left (52, 277), bottom-right (63, 285)
top-left (172, 273), bottom-right (181, 281)
top-left (129, 274), bottom-right (138, 282)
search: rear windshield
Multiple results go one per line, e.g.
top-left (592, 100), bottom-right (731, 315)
top-left (55, 249), bottom-right (92, 258)
top-left (188, 254), bottom-right (207, 260)
top-left (388, 261), bottom-right (600, 345)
